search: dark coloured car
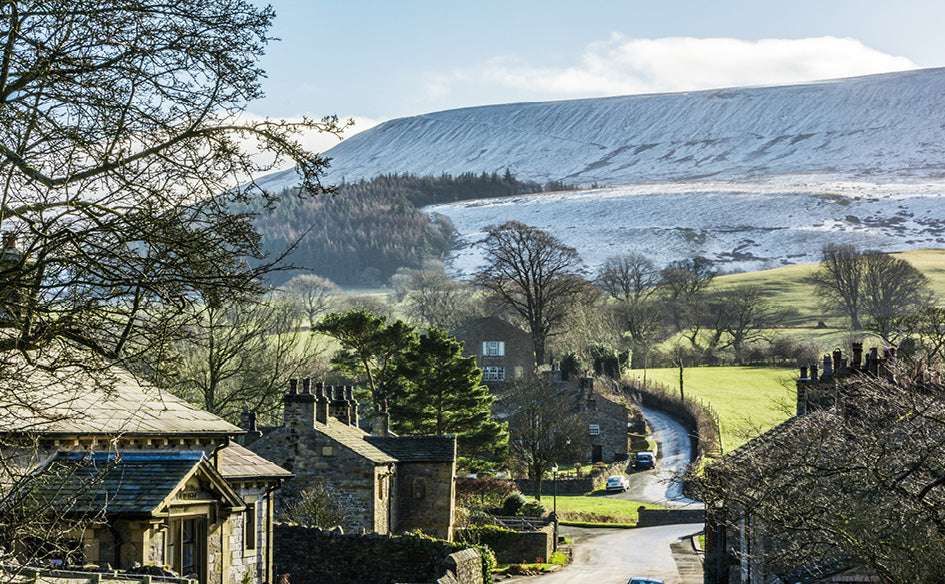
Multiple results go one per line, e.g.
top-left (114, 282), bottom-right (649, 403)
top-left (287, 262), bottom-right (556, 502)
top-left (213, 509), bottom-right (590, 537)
top-left (633, 451), bottom-right (655, 470)
top-left (628, 578), bottom-right (664, 584)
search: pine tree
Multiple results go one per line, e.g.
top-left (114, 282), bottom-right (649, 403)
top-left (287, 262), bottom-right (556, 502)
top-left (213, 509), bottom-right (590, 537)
top-left (390, 328), bottom-right (508, 462)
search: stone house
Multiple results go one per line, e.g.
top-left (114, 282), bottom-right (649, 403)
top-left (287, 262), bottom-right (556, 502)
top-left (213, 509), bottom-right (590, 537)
top-left (1, 370), bottom-right (292, 584)
top-left (706, 343), bottom-right (892, 584)
top-left (572, 374), bottom-right (630, 463)
top-left (242, 379), bottom-right (457, 540)
top-left (497, 372), bottom-right (629, 465)
top-left (451, 316), bottom-right (534, 389)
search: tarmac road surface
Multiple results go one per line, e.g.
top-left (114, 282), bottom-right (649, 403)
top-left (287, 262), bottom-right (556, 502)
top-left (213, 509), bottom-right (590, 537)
top-left (511, 523), bottom-right (704, 584)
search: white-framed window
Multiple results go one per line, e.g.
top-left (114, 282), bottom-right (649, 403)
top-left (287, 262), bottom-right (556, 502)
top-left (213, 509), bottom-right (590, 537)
top-left (588, 424), bottom-right (600, 435)
top-left (482, 341), bottom-right (505, 356)
top-left (483, 366), bottom-right (505, 381)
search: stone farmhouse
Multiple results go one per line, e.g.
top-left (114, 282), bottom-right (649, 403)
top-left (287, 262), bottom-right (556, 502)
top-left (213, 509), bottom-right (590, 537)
top-left (241, 379), bottom-right (457, 540)
top-left (451, 316), bottom-right (534, 389)
top-left (1, 369), bottom-right (292, 584)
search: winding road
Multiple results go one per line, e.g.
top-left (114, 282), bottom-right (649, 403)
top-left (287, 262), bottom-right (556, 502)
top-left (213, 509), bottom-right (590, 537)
top-left (515, 406), bottom-right (705, 583)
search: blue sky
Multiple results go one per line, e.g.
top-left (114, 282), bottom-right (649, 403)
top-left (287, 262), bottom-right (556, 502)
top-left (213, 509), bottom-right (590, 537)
top-left (253, 0), bottom-right (945, 150)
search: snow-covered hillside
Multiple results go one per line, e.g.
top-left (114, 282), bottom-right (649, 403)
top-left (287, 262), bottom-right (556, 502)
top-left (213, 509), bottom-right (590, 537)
top-left (426, 177), bottom-right (945, 277)
top-left (257, 68), bottom-right (945, 192)
top-left (253, 68), bottom-right (945, 277)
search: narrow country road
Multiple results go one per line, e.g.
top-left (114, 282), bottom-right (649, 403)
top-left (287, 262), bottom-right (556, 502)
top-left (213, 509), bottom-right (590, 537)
top-left (512, 406), bottom-right (706, 583)
top-left (513, 523), bottom-right (704, 584)
top-left (621, 406), bottom-right (704, 510)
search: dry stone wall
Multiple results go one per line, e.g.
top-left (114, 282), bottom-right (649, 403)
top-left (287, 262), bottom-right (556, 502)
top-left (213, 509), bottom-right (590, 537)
top-left (273, 524), bottom-right (482, 584)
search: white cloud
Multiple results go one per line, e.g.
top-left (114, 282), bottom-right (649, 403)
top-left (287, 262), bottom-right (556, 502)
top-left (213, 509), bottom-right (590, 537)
top-left (433, 35), bottom-right (917, 101)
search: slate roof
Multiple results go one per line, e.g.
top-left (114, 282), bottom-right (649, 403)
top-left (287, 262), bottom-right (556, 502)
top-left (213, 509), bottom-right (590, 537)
top-left (0, 369), bottom-right (240, 436)
top-left (216, 442), bottom-right (293, 480)
top-left (314, 420), bottom-right (396, 464)
top-left (724, 413), bottom-right (815, 464)
top-left (364, 435), bottom-right (457, 463)
top-left (29, 451), bottom-right (208, 517)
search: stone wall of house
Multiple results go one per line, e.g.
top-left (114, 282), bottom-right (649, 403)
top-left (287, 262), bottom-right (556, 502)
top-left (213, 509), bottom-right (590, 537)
top-left (579, 379), bottom-right (629, 463)
top-left (394, 461), bottom-right (456, 540)
top-left (248, 426), bottom-right (389, 534)
top-left (273, 524), bottom-right (482, 584)
top-left (452, 317), bottom-right (534, 388)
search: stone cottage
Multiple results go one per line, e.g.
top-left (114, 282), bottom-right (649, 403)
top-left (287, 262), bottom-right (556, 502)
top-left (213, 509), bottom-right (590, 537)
top-left (572, 374), bottom-right (630, 463)
top-left (242, 379), bottom-right (457, 540)
top-left (705, 344), bottom-right (896, 584)
top-left (451, 316), bottom-right (535, 389)
top-left (1, 369), bottom-right (292, 584)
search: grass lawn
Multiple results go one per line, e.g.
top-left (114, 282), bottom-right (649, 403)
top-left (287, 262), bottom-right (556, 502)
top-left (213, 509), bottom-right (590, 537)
top-left (632, 366), bottom-right (796, 452)
top-left (531, 494), bottom-right (665, 526)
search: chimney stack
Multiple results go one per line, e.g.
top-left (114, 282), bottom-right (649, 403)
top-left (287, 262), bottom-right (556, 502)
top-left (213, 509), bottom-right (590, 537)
top-left (851, 343), bottom-right (863, 369)
top-left (284, 378), bottom-right (315, 429)
top-left (372, 400), bottom-right (390, 436)
top-left (315, 382), bottom-right (329, 424)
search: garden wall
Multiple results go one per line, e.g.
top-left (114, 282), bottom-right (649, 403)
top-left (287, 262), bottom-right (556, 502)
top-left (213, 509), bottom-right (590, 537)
top-left (274, 524), bottom-right (482, 584)
top-left (636, 507), bottom-right (705, 527)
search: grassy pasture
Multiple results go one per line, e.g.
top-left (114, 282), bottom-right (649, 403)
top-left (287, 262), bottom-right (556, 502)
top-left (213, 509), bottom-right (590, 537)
top-left (634, 366), bottom-right (797, 452)
top-left (531, 495), bottom-right (665, 526)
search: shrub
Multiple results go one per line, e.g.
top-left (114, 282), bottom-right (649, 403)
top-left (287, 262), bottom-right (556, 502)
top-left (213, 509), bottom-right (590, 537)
top-left (501, 492), bottom-right (528, 516)
top-left (520, 499), bottom-right (546, 517)
top-left (279, 480), bottom-right (344, 527)
top-left (456, 477), bottom-right (517, 509)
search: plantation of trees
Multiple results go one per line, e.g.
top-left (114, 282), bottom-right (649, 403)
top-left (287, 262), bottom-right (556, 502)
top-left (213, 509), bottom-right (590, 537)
top-left (251, 171), bottom-right (563, 286)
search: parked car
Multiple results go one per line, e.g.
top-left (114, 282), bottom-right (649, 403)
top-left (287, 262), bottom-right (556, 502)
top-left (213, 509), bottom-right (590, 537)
top-left (628, 578), bottom-right (664, 584)
top-left (605, 475), bottom-right (630, 492)
top-left (633, 451), bottom-right (655, 470)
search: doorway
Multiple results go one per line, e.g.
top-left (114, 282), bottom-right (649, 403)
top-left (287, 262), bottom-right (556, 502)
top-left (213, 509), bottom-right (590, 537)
top-left (167, 517), bottom-right (207, 584)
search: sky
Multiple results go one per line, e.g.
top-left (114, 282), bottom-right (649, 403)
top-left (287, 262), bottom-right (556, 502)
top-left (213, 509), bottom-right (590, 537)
top-left (251, 0), bottom-right (945, 153)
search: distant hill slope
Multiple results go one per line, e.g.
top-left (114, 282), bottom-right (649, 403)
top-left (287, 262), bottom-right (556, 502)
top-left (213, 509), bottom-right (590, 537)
top-left (258, 68), bottom-right (945, 191)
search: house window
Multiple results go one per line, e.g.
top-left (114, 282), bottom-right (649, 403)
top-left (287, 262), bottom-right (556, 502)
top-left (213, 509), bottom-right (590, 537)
top-left (482, 341), bottom-right (505, 356)
top-left (244, 502), bottom-right (256, 551)
top-left (589, 424), bottom-right (600, 435)
top-left (483, 366), bottom-right (505, 381)
top-left (513, 366), bottom-right (524, 379)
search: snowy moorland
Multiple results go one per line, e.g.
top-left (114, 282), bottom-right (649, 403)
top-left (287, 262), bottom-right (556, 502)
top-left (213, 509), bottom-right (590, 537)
top-left (425, 176), bottom-right (945, 277)
top-left (254, 67), bottom-right (945, 276)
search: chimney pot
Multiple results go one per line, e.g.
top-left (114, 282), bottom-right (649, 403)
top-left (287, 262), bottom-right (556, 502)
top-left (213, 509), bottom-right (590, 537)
top-left (800, 366), bottom-right (808, 380)
top-left (302, 378), bottom-right (312, 394)
top-left (289, 379), bottom-right (298, 395)
top-left (811, 364), bottom-right (819, 381)
top-left (315, 382), bottom-right (324, 398)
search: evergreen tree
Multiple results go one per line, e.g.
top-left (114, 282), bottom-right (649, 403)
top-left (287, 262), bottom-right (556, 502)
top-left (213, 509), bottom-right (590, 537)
top-left (390, 328), bottom-right (508, 461)
top-left (313, 310), bottom-right (416, 406)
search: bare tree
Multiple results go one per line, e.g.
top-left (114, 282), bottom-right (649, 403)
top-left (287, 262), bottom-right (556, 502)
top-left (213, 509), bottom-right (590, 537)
top-left (0, 1), bottom-right (343, 562)
top-left (403, 269), bottom-right (482, 330)
top-left (659, 257), bottom-right (715, 333)
top-left (475, 221), bottom-right (587, 366)
top-left (145, 295), bottom-right (327, 424)
top-left (699, 377), bottom-right (945, 583)
top-left (813, 245), bottom-right (930, 337)
top-left (282, 274), bottom-right (340, 329)
top-left (0, 1), bottom-right (346, 375)
top-left (860, 252), bottom-right (931, 341)
top-left (499, 375), bottom-right (584, 499)
top-left (708, 285), bottom-right (792, 363)
top-left (596, 252), bottom-right (660, 303)
top-left (811, 243), bottom-right (866, 329)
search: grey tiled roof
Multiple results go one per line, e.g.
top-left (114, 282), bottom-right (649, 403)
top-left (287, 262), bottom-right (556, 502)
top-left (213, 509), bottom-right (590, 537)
top-left (216, 442), bottom-right (293, 480)
top-left (30, 451), bottom-right (205, 516)
top-left (0, 369), bottom-right (240, 436)
top-left (365, 435), bottom-right (457, 462)
top-left (314, 420), bottom-right (396, 464)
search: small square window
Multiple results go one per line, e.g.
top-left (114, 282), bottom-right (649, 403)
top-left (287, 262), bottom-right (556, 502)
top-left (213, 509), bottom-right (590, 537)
top-left (588, 424), bottom-right (600, 435)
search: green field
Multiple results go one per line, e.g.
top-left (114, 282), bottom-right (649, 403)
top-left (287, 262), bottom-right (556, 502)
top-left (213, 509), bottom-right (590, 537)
top-left (633, 366), bottom-right (797, 452)
top-left (708, 248), bottom-right (945, 331)
top-left (531, 495), bottom-right (665, 526)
